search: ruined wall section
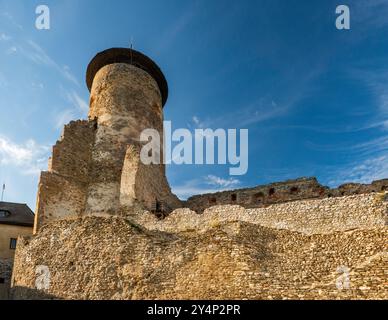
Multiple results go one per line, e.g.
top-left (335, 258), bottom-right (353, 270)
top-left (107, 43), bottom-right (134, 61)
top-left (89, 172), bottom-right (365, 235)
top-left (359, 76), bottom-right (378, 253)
top-left (10, 216), bottom-right (388, 300)
top-left (49, 120), bottom-right (96, 181)
top-left (132, 193), bottom-right (388, 235)
top-left (34, 120), bottom-right (96, 233)
top-left (185, 177), bottom-right (388, 213)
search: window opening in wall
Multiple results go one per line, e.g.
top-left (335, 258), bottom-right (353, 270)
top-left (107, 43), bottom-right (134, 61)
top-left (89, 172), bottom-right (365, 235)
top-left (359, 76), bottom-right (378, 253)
top-left (290, 186), bottom-right (298, 194)
top-left (253, 192), bottom-right (264, 204)
top-left (0, 210), bottom-right (10, 218)
top-left (10, 238), bottom-right (17, 250)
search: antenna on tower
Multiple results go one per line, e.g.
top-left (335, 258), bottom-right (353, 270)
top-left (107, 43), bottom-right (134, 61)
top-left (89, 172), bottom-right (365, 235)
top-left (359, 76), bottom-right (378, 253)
top-left (1, 183), bottom-right (5, 202)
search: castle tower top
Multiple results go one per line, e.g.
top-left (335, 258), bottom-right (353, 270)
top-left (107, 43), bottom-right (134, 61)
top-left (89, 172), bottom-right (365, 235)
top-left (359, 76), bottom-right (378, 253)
top-left (86, 47), bottom-right (169, 106)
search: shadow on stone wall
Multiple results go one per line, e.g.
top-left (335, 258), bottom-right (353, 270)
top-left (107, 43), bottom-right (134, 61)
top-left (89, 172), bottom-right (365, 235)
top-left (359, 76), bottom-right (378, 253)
top-left (10, 286), bottom-right (60, 300)
top-left (0, 284), bottom-right (10, 300)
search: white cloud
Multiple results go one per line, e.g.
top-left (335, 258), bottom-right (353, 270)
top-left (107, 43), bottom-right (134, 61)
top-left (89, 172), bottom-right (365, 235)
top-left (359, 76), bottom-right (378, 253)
top-left (351, 68), bottom-right (388, 119)
top-left (192, 116), bottom-right (200, 125)
top-left (191, 115), bottom-right (206, 129)
top-left (1, 12), bottom-right (23, 30)
top-left (172, 182), bottom-right (223, 200)
top-left (9, 40), bottom-right (80, 86)
top-left (172, 175), bottom-right (241, 200)
top-left (327, 155), bottom-right (388, 186)
top-left (62, 65), bottom-right (80, 86)
top-left (205, 174), bottom-right (240, 188)
top-left (0, 135), bottom-right (49, 175)
top-left (0, 33), bottom-right (11, 41)
top-left (6, 46), bottom-right (17, 55)
top-left (31, 82), bottom-right (44, 89)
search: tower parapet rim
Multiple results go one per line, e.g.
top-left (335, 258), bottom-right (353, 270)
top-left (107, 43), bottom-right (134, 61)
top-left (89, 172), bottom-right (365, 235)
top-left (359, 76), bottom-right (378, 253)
top-left (86, 47), bottom-right (169, 106)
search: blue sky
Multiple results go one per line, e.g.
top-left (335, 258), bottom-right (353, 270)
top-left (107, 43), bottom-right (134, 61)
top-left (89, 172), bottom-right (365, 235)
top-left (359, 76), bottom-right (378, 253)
top-left (0, 0), bottom-right (387, 210)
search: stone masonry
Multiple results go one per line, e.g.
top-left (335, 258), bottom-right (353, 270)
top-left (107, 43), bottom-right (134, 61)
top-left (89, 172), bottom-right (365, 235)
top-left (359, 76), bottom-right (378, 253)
top-left (185, 177), bottom-right (388, 213)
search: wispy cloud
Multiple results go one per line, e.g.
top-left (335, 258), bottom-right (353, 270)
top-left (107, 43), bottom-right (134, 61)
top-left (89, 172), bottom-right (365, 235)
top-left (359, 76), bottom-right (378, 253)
top-left (172, 180), bottom-right (223, 200)
top-left (326, 154), bottom-right (388, 187)
top-left (54, 109), bottom-right (77, 130)
top-left (196, 65), bottom-right (324, 129)
top-left (192, 116), bottom-right (200, 126)
top-left (305, 64), bottom-right (388, 186)
top-left (205, 174), bottom-right (240, 188)
top-left (6, 46), bottom-right (17, 55)
top-left (156, 3), bottom-right (197, 53)
top-left (353, 0), bottom-right (388, 29)
top-left (25, 40), bottom-right (80, 86)
top-left (351, 67), bottom-right (388, 117)
top-left (0, 135), bottom-right (50, 175)
top-left (189, 115), bottom-right (206, 129)
top-left (0, 33), bottom-right (11, 41)
top-left (53, 89), bottom-right (89, 129)
top-left (4, 38), bottom-right (79, 87)
top-left (306, 135), bottom-right (388, 155)
top-left (1, 12), bottom-right (23, 30)
top-left (172, 174), bottom-right (241, 199)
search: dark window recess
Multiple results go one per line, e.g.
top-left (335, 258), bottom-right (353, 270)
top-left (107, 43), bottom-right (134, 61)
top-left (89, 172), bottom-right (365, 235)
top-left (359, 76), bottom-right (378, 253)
top-left (209, 197), bottom-right (217, 205)
top-left (151, 200), bottom-right (163, 213)
top-left (253, 192), bottom-right (264, 203)
top-left (10, 238), bottom-right (17, 250)
top-left (290, 186), bottom-right (298, 194)
top-left (268, 188), bottom-right (275, 196)
top-left (0, 278), bottom-right (5, 284)
top-left (231, 194), bottom-right (237, 202)
top-left (155, 201), bottom-right (161, 212)
top-left (0, 210), bottom-right (10, 218)
top-left (381, 186), bottom-right (387, 191)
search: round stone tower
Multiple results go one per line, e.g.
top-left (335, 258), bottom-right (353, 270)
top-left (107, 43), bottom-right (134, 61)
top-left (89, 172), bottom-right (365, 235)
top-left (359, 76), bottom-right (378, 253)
top-left (85, 48), bottom-right (180, 215)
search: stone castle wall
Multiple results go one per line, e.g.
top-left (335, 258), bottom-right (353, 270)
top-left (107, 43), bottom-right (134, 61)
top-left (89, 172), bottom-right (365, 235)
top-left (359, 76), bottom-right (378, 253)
top-left (185, 177), bottom-right (388, 213)
top-left (133, 192), bottom-right (388, 235)
top-left (0, 259), bottom-right (12, 300)
top-left (11, 216), bottom-right (387, 300)
top-left (34, 120), bottom-right (95, 233)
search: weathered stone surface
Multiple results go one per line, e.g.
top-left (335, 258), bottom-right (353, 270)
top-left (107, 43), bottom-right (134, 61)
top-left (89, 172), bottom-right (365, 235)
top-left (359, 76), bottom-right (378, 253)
top-left (185, 177), bottom-right (388, 213)
top-left (11, 214), bottom-right (387, 300)
top-left (0, 259), bottom-right (12, 300)
top-left (34, 172), bottom-right (88, 233)
top-left (134, 193), bottom-right (387, 235)
top-left (34, 120), bottom-right (95, 233)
